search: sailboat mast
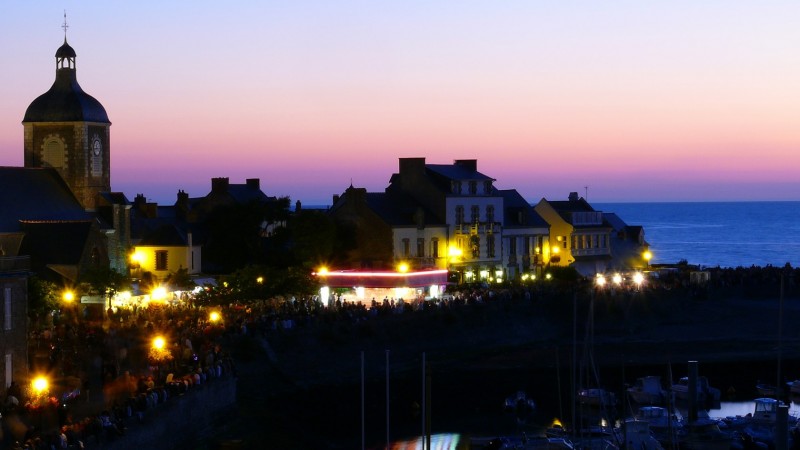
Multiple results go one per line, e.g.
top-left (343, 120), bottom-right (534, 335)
top-left (777, 273), bottom-right (784, 398)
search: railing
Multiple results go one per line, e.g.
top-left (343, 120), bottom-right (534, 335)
top-left (571, 248), bottom-right (610, 257)
top-left (453, 222), bottom-right (502, 235)
top-left (0, 256), bottom-right (31, 272)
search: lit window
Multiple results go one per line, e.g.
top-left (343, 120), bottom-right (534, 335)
top-left (155, 250), bottom-right (168, 271)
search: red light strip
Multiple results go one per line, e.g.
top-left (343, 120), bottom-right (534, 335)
top-left (315, 270), bottom-right (448, 278)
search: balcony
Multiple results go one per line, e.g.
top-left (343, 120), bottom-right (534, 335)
top-left (0, 255), bottom-right (31, 273)
top-left (453, 222), bottom-right (502, 235)
top-left (571, 247), bottom-right (610, 257)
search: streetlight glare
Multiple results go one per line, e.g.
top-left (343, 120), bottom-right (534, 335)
top-left (63, 291), bottom-right (74, 303)
top-left (153, 336), bottom-right (166, 350)
top-left (152, 286), bottom-right (167, 301)
top-left (209, 311), bottom-right (221, 323)
top-left (397, 263), bottom-right (409, 273)
top-left (32, 376), bottom-right (48, 393)
top-left (633, 272), bottom-right (645, 285)
top-left (612, 273), bottom-right (623, 285)
top-left (596, 275), bottom-right (606, 287)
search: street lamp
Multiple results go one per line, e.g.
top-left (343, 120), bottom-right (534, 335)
top-left (209, 311), bottom-right (221, 323)
top-left (63, 291), bottom-right (74, 303)
top-left (643, 250), bottom-right (653, 269)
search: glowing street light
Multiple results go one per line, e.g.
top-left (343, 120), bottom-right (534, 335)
top-left (151, 286), bottom-right (167, 301)
top-left (256, 276), bottom-right (264, 284)
top-left (63, 290), bottom-right (75, 303)
top-left (633, 272), bottom-right (645, 289)
top-left (32, 376), bottom-right (48, 394)
top-left (643, 250), bottom-right (653, 269)
top-left (612, 273), bottom-right (623, 285)
top-left (397, 262), bottom-right (409, 273)
top-left (596, 274), bottom-right (606, 287)
top-left (153, 336), bottom-right (166, 350)
top-left (209, 311), bottom-right (221, 323)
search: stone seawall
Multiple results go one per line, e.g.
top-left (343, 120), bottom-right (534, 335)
top-left (92, 376), bottom-right (237, 450)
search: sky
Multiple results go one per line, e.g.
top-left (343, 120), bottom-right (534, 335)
top-left (1, 1), bottom-right (798, 206)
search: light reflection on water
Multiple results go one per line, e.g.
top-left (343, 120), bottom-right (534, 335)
top-left (713, 399), bottom-right (800, 419)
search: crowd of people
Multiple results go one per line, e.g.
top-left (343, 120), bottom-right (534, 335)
top-left (1, 263), bottom-right (797, 448)
top-left (1, 303), bottom-right (238, 449)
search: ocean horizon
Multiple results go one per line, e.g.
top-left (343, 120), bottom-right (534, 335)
top-left (596, 201), bottom-right (800, 269)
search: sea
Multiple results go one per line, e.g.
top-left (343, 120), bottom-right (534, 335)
top-left (595, 201), bottom-right (800, 269)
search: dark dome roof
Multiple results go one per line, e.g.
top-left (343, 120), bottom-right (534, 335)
top-left (23, 52), bottom-right (110, 124)
top-left (55, 40), bottom-right (76, 58)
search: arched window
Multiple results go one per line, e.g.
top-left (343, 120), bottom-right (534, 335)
top-left (42, 138), bottom-right (65, 168)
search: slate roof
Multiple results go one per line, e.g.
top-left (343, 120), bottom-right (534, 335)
top-left (0, 167), bottom-right (91, 231)
top-left (226, 184), bottom-right (277, 204)
top-left (425, 164), bottom-right (494, 182)
top-left (363, 192), bottom-right (446, 227)
top-left (138, 224), bottom-right (188, 246)
top-left (23, 41), bottom-right (110, 124)
top-left (18, 220), bottom-right (92, 266)
top-left (497, 189), bottom-right (549, 228)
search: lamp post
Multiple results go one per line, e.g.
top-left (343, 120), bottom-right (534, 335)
top-left (149, 336), bottom-right (172, 385)
top-left (31, 376), bottom-right (49, 433)
top-left (643, 250), bottom-right (652, 270)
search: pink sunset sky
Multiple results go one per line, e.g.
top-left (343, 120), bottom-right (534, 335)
top-left (1, 1), bottom-right (798, 205)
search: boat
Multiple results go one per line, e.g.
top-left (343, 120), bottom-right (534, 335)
top-left (617, 419), bottom-right (665, 450)
top-left (627, 376), bottom-right (668, 405)
top-left (671, 376), bottom-right (721, 405)
top-left (718, 398), bottom-right (797, 448)
top-left (635, 406), bottom-right (682, 444)
top-left (755, 382), bottom-right (778, 398)
top-left (578, 388), bottom-right (617, 407)
top-left (785, 380), bottom-right (800, 395)
top-left (676, 418), bottom-right (733, 450)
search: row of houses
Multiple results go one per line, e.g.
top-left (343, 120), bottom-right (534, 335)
top-left (328, 157), bottom-right (649, 283)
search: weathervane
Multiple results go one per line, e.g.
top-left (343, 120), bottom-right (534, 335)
top-left (62, 10), bottom-right (69, 40)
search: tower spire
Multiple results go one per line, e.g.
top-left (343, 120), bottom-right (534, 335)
top-left (62, 10), bottom-right (69, 41)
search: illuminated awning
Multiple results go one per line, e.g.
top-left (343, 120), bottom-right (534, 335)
top-left (314, 269), bottom-right (448, 288)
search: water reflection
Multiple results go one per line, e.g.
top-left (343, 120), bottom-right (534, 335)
top-left (713, 399), bottom-right (800, 419)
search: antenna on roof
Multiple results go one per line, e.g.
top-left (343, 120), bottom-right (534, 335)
top-left (584, 185), bottom-right (589, 200)
top-left (62, 10), bottom-right (69, 40)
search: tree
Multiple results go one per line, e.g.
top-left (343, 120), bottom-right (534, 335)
top-left (27, 276), bottom-right (58, 319)
top-left (165, 267), bottom-right (195, 291)
top-left (288, 210), bottom-right (337, 268)
top-left (79, 266), bottom-right (130, 307)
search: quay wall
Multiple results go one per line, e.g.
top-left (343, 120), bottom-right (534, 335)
top-left (95, 376), bottom-right (237, 450)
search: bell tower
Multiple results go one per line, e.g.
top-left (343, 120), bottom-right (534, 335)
top-left (22, 15), bottom-right (111, 211)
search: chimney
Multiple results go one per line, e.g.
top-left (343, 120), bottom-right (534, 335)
top-left (176, 190), bottom-right (189, 220)
top-left (454, 159), bottom-right (477, 172)
top-left (246, 178), bottom-right (260, 190)
top-left (568, 192), bottom-right (580, 202)
top-left (211, 177), bottom-right (229, 194)
top-left (399, 158), bottom-right (426, 176)
top-left (134, 194), bottom-right (146, 210)
top-left (332, 194), bottom-right (340, 205)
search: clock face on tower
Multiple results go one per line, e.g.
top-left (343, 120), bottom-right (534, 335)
top-left (92, 139), bottom-right (102, 156)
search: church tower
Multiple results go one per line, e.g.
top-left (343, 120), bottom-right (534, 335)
top-left (22, 24), bottom-right (111, 211)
